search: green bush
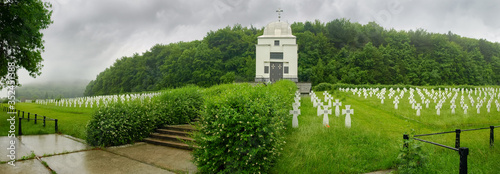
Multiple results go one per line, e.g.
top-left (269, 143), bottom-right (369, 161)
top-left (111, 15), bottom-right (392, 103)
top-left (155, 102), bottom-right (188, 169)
top-left (86, 86), bottom-right (204, 147)
top-left (397, 130), bottom-right (427, 173)
top-left (86, 101), bottom-right (156, 146)
top-left (193, 80), bottom-right (296, 173)
top-left (154, 86), bottom-right (203, 126)
top-left (313, 82), bottom-right (334, 91)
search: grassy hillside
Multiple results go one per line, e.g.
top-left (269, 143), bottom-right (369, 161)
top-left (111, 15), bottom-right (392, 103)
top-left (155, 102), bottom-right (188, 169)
top-left (272, 89), bottom-right (500, 173)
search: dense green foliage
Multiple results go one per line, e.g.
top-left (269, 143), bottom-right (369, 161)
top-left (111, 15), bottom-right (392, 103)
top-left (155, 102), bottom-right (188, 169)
top-left (86, 101), bottom-right (154, 146)
top-left (193, 80), bottom-right (296, 173)
top-left (86, 86), bottom-right (203, 146)
top-left (0, 0), bottom-right (53, 87)
top-left (85, 19), bottom-right (500, 96)
top-left (154, 86), bottom-right (203, 126)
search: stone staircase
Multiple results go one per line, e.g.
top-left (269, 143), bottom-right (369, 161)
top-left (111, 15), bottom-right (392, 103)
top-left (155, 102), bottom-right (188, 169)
top-left (144, 124), bottom-right (197, 150)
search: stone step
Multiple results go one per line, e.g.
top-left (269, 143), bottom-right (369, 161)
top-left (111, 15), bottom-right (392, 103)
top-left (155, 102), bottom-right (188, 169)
top-left (156, 129), bottom-right (191, 136)
top-left (143, 138), bottom-right (195, 151)
top-left (149, 133), bottom-right (194, 143)
top-left (162, 124), bottom-right (196, 132)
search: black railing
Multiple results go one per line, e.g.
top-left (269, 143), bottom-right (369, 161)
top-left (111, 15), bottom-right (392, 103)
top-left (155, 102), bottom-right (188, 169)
top-left (404, 126), bottom-right (498, 174)
top-left (2, 106), bottom-right (59, 135)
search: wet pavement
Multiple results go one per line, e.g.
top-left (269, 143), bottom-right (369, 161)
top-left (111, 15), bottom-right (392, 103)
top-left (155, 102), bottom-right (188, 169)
top-left (42, 150), bottom-right (174, 174)
top-left (0, 159), bottom-right (51, 174)
top-left (0, 134), bottom-right (197, 174)
top-left (108, 143), bottom-right (197, 173)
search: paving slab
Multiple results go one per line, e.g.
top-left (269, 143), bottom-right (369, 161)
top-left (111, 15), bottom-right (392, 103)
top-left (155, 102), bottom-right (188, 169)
top-left (19, 134), bottom-right (91, 156)
top-left (42, 150), bottom-right (174, 174)
top-left (0, 136), bottom-right (34, 162)
top-left (0, 159), bottom-right (50, 174)
top-left (107, 143), bottom-right (197, 173)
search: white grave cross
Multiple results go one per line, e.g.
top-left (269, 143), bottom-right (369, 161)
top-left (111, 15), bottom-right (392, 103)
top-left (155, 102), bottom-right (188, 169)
top-left (289, 108), bottom-right (301, 128)
top-left (332, 99), bottom-right (342, 117)
top-left (393, 99), bottom-right (399, 109)
top-left (463, 104), bottom-right (468, 115)
top-left (342, 105), bottom-right (354, 128)
top-left (322, 107), bottom-right (332, 126)
top-left (415, 103), bottom-right (422, 116)
top-left (435, 104), bottom-right (442, 116)
top-left (451, 104), bottom-right (456, 114)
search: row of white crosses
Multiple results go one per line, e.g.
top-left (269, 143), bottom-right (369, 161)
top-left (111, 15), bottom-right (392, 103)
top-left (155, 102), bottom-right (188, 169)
top-left (289, 91), bottom-right (301, 128)
top-left (33, 92), bottom-right (161, 108)
top-left (310, 90), bottom-right (353, 128)
top-left (339, 87), bottom-right (500, 116)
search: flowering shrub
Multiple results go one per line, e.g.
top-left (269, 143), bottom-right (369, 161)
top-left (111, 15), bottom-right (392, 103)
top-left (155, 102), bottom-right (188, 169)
top-left (193, 80), bottom-right (296, 173)
top-left (86, 101), bottom-right (155, 146)
top-left (86, 86), bottom-right (203, 147)
top-left (153, 86), bottom-right (203, 126)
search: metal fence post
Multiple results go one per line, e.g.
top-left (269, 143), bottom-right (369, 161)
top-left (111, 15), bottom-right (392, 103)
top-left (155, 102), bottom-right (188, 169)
top-left (403, 134), bottom-right (409, 148)
top-left (456, 129), bottom-right (461, 148)
top-left (18, 117), bottom-right (22, 136)
top-left (55, 119), bottom-right (58, 132)
top-left (459, 147), bottom-right (469, 174)
top-left (491, 126), bottom-right (495, 147)
top-left (43, 116), bottom-right (46, 127)
top-left (27, 112), bottom-right (30, 121)
top-left (22, 111), bottom-right (24, 118)
top-left (35, 114), bottom-right (37, 124)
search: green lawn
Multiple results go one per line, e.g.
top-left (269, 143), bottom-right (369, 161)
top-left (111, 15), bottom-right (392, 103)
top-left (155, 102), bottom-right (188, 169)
top-left (272, 89), bottom-right (500, 173)
top-left (0, 103), bottom-right (95, 139)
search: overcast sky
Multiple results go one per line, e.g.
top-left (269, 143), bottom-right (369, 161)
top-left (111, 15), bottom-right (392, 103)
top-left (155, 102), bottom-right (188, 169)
top-left (11, 0), bottom-right (500, 87)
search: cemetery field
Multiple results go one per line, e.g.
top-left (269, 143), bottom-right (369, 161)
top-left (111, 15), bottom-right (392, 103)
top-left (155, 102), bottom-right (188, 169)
top-left (0, 103), bottom-right (94, 139)
top-left (272, 89), bottom-right (500, 173)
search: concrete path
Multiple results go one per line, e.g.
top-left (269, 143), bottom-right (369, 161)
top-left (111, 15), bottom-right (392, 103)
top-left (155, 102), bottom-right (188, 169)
top-left (107, 143), bottom-right (197, 173)
top-left (0, 134), bottom-right (197, 174)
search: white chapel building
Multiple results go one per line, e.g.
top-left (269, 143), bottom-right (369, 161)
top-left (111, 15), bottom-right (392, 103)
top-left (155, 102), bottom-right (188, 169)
top-left (255, 20), bottom-right (298, 82)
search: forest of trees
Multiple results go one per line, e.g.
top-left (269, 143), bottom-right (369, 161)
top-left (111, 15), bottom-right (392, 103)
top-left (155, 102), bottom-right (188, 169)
top-left (84, 19), bottom-right (500, 96)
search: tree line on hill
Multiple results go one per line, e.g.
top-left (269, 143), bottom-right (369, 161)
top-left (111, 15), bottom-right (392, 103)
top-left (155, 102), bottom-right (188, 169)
top-left (84, 19), bottom-right (500, 96)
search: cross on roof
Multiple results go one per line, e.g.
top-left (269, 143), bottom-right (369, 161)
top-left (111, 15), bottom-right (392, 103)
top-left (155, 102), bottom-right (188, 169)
top-left (276, 8), bottom-right (283, 21)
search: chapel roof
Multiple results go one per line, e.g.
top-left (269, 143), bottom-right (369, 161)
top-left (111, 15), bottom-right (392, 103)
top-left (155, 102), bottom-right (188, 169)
top-left (261, 21), bottom-right (294, 37)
